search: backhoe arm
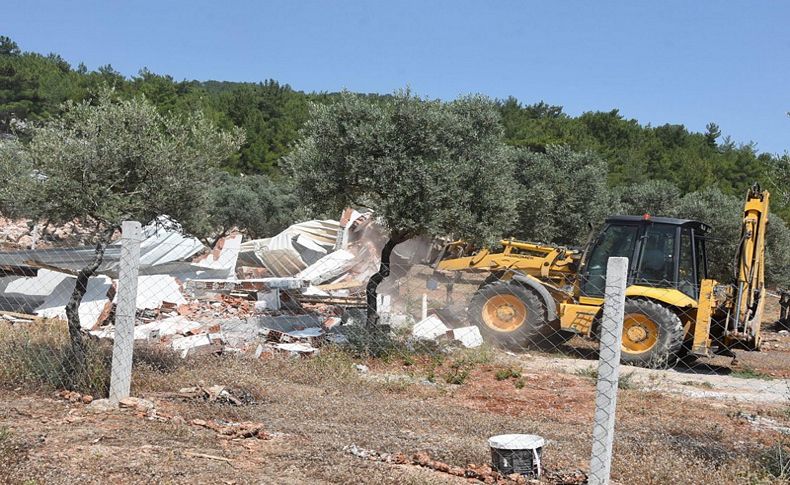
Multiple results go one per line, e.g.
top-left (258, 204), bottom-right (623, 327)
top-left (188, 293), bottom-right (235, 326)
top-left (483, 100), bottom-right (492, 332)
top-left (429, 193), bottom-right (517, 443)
top-left (730, 184), bottom-right (770, 345)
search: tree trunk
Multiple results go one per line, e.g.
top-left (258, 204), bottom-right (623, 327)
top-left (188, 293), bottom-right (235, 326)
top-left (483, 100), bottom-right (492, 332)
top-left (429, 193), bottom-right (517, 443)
top-left (65, 228), bottom-right (114, 369)
top-left (366, 232), bottom-right (409, 328)
top-left (29, 221), bottom-right (42, 249)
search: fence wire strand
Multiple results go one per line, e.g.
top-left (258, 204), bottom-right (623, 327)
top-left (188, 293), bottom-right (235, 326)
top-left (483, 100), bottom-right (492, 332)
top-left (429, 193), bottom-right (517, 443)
top-left (0, 220), bottom-right (789, 484)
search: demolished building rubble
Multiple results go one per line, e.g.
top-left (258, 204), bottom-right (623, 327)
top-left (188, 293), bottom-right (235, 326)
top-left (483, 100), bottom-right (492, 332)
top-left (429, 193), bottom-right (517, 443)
top-left (0, 208), bottom-right (473, 359)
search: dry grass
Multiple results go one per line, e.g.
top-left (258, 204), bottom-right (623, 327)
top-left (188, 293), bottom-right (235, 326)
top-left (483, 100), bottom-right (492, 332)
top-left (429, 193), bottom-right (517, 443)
top-left (1, 323), bottom-right (789, 483)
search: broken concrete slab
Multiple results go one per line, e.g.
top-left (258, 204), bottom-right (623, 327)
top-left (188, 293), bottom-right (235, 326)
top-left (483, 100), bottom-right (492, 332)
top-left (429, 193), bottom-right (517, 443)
top-left (301, 286), bottom-right (330, 297)
top-left (189, 234), bottom-right (242, 279)
top-left (171, 333), bottom-right (222, 358)
top-left (34, 275), bottom-right (113, 330)
top-left (382, 313), bottom-right (413, 330)
top-left (412, 315), bottom-right (449, 341)
top-left (89, 316), bottom-right (205, 341)
top-left (452, 326), bottom-right (483, 348)
top-left (255, 289), bottom-right (281, 311)
top-left (134, 316), bottom-right (204, 340)
top-left (184, 277), bottom-right (304, 299)
top-left (155, 234), bottom-right (243, 281)
top-left (86, 398), bottom-right (118, 413)
top-left (3, 268), bottom-right (70, 296)
top-left (255, 314), bottom-right (325, 337)
top-left (129, 274), bottom-right (187, 310)
top-left (119, 396), bottom-right (156, 414)
top-left (273, 342), bottom-right (318, 355)
top-left (218, 318), bottom-right (259, 349)
top-left (296, 249), bottom-right (355, 285)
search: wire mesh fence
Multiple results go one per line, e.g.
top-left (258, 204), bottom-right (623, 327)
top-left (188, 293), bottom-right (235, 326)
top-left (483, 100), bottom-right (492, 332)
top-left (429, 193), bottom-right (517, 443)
top-left (0, 216), bottom-right (789, 483)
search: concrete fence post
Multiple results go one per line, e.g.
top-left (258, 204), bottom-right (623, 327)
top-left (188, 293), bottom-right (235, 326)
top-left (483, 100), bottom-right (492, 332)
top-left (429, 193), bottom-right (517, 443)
top-left (109, 221), bottom-right (143, 403)
top-left (589, 257), bottom-right (628, 485)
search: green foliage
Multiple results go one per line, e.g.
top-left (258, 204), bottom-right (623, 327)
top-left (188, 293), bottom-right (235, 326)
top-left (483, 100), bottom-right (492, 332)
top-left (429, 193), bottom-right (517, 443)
top-left (494, 367), bottom-right (522, 381)
top-left (772, 153), bottom-right (790, 207)
top-left (0, 137), bottom-right (38, 217)
top-left (0, 324), bottom-right (112, 394)
top-left (511, 145), bottom-right (609, 245)
top-left (205, 172), bottom-right (297, 240)
top-left (444, 361), bottom-right (471, 385)
top-left (611, 179), bottom-right (682, 216)
top-left (285, 91), bottom-right (518, 245)
top-left (611, 181), bottom-right (790, 286)
top-left (766, 214), bottom-right (790, 288)
top-left (499, 98), bottom-right (775, 197)
top-left (1, 88), bottom-right (243, 237)
top-left (672, 187), bottom-right (743, 282)
top-left (758, 442), bottom-right (790, 480)
top-left (1, 34), bottom-right (787, 209)
top-left (730, 366), bottom-right (774, 380)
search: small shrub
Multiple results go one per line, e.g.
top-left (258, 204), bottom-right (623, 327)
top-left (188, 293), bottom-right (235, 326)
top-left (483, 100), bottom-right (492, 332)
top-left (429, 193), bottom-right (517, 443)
top-left (0, 324), bottom-right (112, 395)
top-left (444, 361), bottom-right (471, 385)
top-left (681, 380), bottom-right (714, 389)
top-left (618, 372), bottom-right (636, 390)
top-left (758, 442), bottom-right (790, 479)
top-left (133, 343), bottom-right (182, 373)
top-left (441, 349), bottom-right (490, 385)
top-left (494, 367), bottom-right (522, 381)
top-left (731, 366), bottom-right (773, 380)
top-left (343, 325), bottom-right (399, 358)
top-left (575, 366), bottom-right (598, 380)
top-left (514, 377), bottom-right (526, 389)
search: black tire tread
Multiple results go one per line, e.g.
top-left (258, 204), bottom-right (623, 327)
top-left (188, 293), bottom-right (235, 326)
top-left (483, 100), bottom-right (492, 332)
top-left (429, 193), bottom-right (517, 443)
top-left (620, 298), bottom-right (684, 368)
top-left (467, 282), bottom-right (572, 351)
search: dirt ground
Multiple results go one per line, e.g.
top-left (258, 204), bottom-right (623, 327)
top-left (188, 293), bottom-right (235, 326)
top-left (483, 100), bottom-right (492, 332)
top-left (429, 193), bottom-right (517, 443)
top-left (1, 272), bottom-right (788, 484)
top-left (1, 341), bottom-right (788, 485)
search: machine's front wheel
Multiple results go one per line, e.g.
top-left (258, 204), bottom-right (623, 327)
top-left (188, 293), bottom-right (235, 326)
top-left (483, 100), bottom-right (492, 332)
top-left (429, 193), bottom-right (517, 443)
top-left (619, 299), bottom-right (684, 368)
top-left (467, 282), bottom-right (572, 351)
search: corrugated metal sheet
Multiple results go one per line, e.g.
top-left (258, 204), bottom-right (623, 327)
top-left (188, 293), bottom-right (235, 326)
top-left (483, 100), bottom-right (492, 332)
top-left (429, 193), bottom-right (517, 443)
top-left (0, 219), bottom-right (207, 277)
top-left (238, 219), bottom-right (341, 277)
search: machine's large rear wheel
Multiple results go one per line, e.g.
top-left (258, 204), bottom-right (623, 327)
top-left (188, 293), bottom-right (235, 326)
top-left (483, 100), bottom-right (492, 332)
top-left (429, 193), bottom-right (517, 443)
top-left (619, 299), bottom-right (684, 368)
top-left (467, 282), bottom-right (572, 351)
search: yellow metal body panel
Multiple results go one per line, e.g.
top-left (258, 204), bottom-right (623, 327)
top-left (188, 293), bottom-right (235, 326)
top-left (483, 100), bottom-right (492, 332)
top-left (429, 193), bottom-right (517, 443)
top-left (732, 189), bottom-right (769, 348)
top-left (559, 302), bottom-right (599, 334)
top-left (435, 239), bottom-right (578, 280)
top-left (691, 279), bottom-right (717, 356)
top-left (578, 296), bottom-right (604, 306)
top-left (625, 286), bottom-right (697, 308)
top-left (437, 188), bottom-right (771, 354)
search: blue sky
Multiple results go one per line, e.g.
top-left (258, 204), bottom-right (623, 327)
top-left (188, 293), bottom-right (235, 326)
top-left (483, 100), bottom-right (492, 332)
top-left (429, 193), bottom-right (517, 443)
top-left (4, 0), bottom-right (789, 154)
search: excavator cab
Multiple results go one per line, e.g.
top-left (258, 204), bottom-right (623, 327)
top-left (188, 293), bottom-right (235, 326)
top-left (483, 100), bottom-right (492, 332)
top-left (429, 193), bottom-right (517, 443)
top-left (579, 215), bottom-right (711, 299)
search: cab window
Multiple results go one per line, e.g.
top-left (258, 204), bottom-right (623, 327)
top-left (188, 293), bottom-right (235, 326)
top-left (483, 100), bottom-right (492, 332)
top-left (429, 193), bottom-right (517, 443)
top-left (678, 228), bottom-right (696, 297)
top-left (636, 224), bottom-right (676, 286)
top-left (581, 224), bottom-right (639, 296)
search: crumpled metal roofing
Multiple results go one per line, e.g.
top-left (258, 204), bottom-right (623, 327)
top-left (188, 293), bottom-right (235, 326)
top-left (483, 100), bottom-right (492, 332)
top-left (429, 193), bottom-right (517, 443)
top-left (0, 218), bottom-right (207, 277)
top-left (238, 219), bottom-right (341, 277)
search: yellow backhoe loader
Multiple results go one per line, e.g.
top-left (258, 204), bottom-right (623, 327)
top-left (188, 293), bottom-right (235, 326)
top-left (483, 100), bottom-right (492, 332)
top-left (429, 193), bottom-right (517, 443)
top-left (434, 184), bottom-right (770, 367)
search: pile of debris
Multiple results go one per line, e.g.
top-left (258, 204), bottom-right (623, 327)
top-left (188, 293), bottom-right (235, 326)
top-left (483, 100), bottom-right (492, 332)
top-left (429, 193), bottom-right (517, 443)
top-left (1, 209), bottom-right (478, 358)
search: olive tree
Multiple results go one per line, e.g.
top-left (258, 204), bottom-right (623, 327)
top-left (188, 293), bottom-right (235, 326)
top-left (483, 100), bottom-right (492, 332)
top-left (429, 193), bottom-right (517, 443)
top-left (285, 91), bottom-right (518, 325)
top-left (511, 145), bottom-right (609, 246)
top-left (611, 179), bottom-right (683, 217)
top-left (204, 173), bottom-right (296, 244)
top-left (671, 188), bottom-right (790, 287)
top-left (0, 89), bottom-right (243, 365)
